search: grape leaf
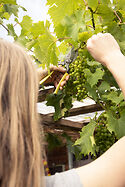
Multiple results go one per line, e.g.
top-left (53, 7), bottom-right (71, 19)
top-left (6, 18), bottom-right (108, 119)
top-left (34, 43), bottom-right (44, 66)
top-left (74, 120), bottom-right (96, 156)
top-left (38, 31), bottom-right (58, 67)
top-left (20, 15), bottom-right (33, 36)
top-left (30, 21), bottom-right (45, 38)
top-left (84, 68), bottom-right (104, 87)
top-left (7, 23), bottom-right (17, 39)
top-left (3, 4), bottom-right (19, 17)
top-left (98, 81), bottom-right (110, 94)
top-left (46, 91), bottom-right (63, 121)
top-left (107, 109), bottom-right (125, 138)
top-left (56, 41), bottom-right (71, 60)
top-left (47, 0), bottom-right (84, 27)
top-left (96, 4), bottom-right (115, 23)
top-left (85, 83), bottom-right (98, 101)
top-left (102, 91), bottom-right (124, 105)
top-left (55, 10), bottom-right (86, 41)
top-left (103, 68), bottom-right (119, 88)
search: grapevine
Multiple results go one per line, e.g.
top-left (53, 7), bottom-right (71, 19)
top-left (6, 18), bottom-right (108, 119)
top-left (1, 0), bottom-right (125, 158)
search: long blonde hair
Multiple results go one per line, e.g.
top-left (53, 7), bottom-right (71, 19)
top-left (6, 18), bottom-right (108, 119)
top-left (0, 39), bottom-right (43, 187)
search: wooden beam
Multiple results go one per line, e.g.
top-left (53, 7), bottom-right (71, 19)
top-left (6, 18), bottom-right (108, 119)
top-left (38, 88), bottom-right (103, 115)
top-left (40, 114), bottom-right (89, 129)
top-left (43, 125), bottom-right (81, 141)
top-left (69, 103), bottom-right (104, 117)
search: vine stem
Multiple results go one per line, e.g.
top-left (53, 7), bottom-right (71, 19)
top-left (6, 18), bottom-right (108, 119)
top-left (0, 23), bottom-right (9, 32)
top-left (88, 7), bottom-right (95, 30)
top-left (114, 10), bottom-right (122, 23)
top-left (54, 72), bottom-right (69, 95)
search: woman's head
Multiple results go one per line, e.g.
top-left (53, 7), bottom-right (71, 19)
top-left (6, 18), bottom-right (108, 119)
top-left (0, 39), bottom-right (42, 187)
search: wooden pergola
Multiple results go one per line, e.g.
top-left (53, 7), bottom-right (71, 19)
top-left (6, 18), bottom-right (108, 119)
top-left (38, 87), bottom-right (104, 141)
top-left (38, 87), bottom-right (104, 173)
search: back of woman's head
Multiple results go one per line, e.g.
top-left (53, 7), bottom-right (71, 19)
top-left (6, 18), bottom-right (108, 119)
top-left (0, 39), bottom-right (43, 187)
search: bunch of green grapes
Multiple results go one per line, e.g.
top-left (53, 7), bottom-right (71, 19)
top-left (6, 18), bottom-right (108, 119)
top-left (94, 113), bottom-right (117, 158)
top-left (64, 49), bottom-right (88, 101)
top-left (63, 31), bottom-right (95, 101)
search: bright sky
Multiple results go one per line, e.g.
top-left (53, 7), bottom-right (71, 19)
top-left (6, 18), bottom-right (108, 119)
top-left (0, 0), bottom-right (49, 41)
top-left (17, 0), bottom-right (49, 22)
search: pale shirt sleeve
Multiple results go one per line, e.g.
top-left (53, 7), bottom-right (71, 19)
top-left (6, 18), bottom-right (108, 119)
top-left (45, 169), bottom-right (83, 187)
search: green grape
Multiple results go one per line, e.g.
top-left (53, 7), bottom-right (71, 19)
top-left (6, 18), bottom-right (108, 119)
top-left (94, 112), bottom-right (117, 159)
top-left (64, 48), bottom-right (89, 101)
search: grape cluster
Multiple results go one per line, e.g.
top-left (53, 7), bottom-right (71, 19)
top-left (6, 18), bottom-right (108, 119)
top-left (94, 113), bottom-right (117, 158)
top-left (64, 49), bottom-right (88, 101)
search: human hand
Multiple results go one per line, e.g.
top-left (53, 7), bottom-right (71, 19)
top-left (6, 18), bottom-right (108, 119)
top-left (87, 33), bottom-right (121, 67)
top-left (38, 66), bottom-right (69, 90)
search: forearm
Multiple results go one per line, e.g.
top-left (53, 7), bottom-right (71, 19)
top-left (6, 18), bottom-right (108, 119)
top-left (105, 52), bottom-right (125, 98)
top-left (76, 136), bottom-right (125, 187)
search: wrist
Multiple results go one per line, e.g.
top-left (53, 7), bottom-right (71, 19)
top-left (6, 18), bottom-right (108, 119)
top-left (104, 51), bottom-right (125, 70)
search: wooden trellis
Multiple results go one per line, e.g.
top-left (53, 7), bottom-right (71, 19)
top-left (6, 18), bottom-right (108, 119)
top-left (38, 87), bottom-right (104, 136)
top-left (38, 87), bottom-right (103, 172)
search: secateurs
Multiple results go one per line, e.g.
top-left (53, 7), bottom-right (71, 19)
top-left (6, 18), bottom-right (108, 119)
top-left (39, 47), bottom-right (78, 94)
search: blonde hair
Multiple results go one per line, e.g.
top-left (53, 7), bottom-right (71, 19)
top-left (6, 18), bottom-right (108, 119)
top-left (0, 39), bottom-right (44, 187)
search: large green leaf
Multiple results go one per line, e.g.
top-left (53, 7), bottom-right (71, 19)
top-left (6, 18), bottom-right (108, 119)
top-left (38, 31), bottom-right (58, 67)
top-left (98, 81), bottom-right (111, 94)
top-left (107, 110), bottom-right (125, 138)
top-left (74, 120), bottom-right (96, 156)
top-left (46, 91), bottom-right (63, 121)
top-left (20, 15), bottom-right (33, 36)
top-left (85, 83), bottom-right (98, 101)
top-left (102, 91), bottom-right (124, 105)
top-left (47, 0), bottom-right (84, 27)
top-left (84, 68), bottom-right (104, 87)
top-left (30, 21), bottom-right (45, 38)
top-left (55, 10), bottom-right (86, 41)
top-left (96, 4), bottom-right (115, 22)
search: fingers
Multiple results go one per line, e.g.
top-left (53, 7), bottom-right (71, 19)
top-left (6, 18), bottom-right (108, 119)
top-left (54, 74), bottom-right (69, 89)
top-left (87, 33), bottom-right (100, 45)
top-left (87, 33), bottom-right (112, 44)
top-left (50, 65), bottom-right (66, 73)
top-left (60, 74), bottom-right (70, 88)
